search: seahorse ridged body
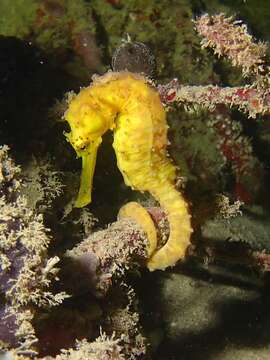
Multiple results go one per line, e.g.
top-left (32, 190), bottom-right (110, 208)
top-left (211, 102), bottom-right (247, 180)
top-left (64, 71), bottom-right (192, 271)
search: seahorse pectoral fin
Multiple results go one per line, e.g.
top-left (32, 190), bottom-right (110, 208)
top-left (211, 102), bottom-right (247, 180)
top-left (75, 137), bottom-right (102, 208)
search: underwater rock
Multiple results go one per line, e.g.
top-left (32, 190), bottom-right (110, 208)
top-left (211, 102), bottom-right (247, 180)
top-left (154, 270), bottom-right (267, 360)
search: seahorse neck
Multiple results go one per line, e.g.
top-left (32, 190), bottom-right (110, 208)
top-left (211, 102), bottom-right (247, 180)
top-left (90, 74), bottom-right (137, 130)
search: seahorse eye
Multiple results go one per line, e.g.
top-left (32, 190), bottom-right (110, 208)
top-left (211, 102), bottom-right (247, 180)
top-left (73, 139), bottom-right (90, 154)
top-left (79, 104), bottom-right (108, 137)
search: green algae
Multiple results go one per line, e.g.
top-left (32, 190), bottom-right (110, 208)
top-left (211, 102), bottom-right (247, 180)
top-left (0, 0), bottom-right (38, 38)
top-left (0, 0), bottom-right (96, 53)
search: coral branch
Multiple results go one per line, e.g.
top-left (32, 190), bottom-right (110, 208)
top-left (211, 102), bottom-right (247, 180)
top-left (194, 13), bottom-right (268, 77)
top-left (63, 218), bottom-right (148, 296)
top-left (176, 85), bottom-right (270, 118)
top-left (158, 13), bottom-right (270, 118)
top-left (158, 81), bottom-right (270, 118)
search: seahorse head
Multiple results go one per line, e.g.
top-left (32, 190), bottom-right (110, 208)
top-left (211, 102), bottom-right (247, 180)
top-left (65, 100), bottom-right (109, 155)
top-left (64, 92), bottom-right (110, 207)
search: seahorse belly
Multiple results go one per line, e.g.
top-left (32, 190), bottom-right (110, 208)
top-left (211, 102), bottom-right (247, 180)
top-left (112, 78), bottom-right (192, 270)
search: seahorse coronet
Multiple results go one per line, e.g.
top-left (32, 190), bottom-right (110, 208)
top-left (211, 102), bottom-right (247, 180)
top-left (64, 71), bottom-right (192, 271)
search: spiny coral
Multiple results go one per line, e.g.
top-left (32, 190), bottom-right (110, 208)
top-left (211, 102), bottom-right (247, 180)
top-left (102, 293), bottom-right (146, 360)
top-left (0, 146), bottom-right (68, 354)
top-left (4, 335), bottom-right (125, 360)
top-left (196, 13), bottom-right (268, 78)
top-left (160, 13), bottom-right (270, 117)
top-left (216, 194), bottom-right (243, 220)
top-left (157, 13), bottom-right (269, 203)
top-left (50, 335), bottom-right (125, 360)
top-left (21, 157), bottom-right (64, 212)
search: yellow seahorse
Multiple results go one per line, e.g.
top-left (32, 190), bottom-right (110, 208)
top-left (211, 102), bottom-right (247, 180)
top-left (64, 71), bottom-right (192, 271)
